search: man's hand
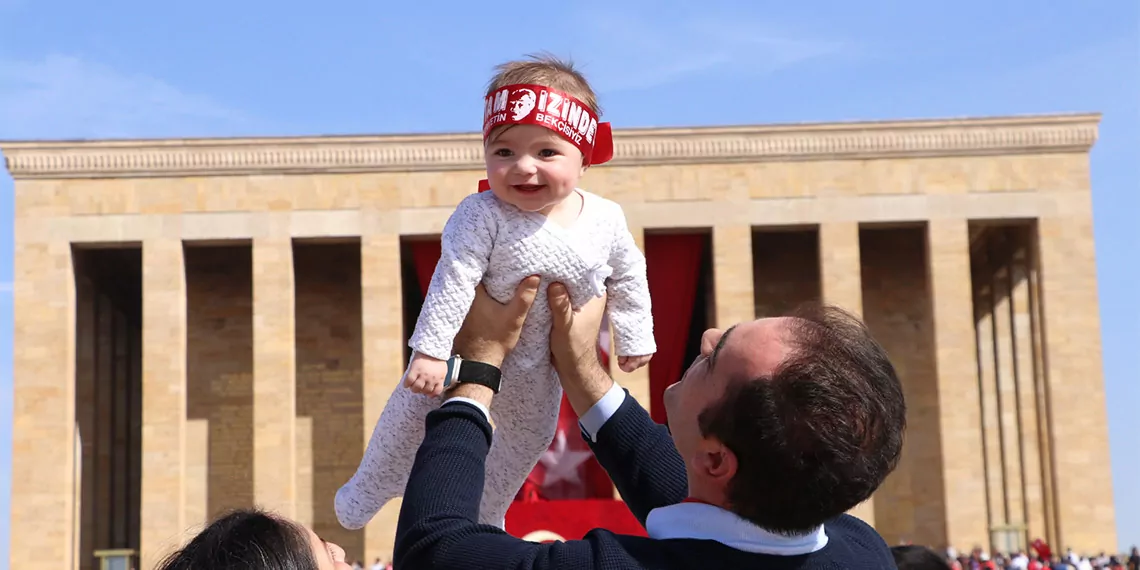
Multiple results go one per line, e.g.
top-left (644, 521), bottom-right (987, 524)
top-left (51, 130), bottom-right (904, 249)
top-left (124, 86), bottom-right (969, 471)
top-left (446, 276), bottom-right (540, 409)
top-left (452, 276), bottom-right (540, 367)
top-left (547, 283), bottom-right (615, 418)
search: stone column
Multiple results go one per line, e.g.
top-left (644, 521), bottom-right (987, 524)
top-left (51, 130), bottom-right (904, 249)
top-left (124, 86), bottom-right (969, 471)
top-left (295, 417), bottom-right (313, 529)
top-left (360, 233), bottom-right (405, 563)
top-left (818, 222), bottom-right (875, 526)
top-left (140, 240), bottom-right (188, 568)
top-left (184, 419), bottom-right (209, 533)
top-left (1009, 248), bottom-right (1046, 544)
top-left (1034, 214), bottom-right (1116, 552)
top-left (252, 238), bottom-right (297, 516)
top-left (1026, 239), bottom-right (1060, 548)
top-left (712, 225), bottom-right (755, 328)
top-left (10, 241), bottom-right (77, 570)
top-left (975, 289), bottom-right (1003, 532)
top-left (75, 276), bottom-right (96, 570)
top-left (612, 226), bottom-right (651, 410)
top-left (926, 219), bottom-right (989, 549)
top-left (992, 264), bottom-right (1025, 546)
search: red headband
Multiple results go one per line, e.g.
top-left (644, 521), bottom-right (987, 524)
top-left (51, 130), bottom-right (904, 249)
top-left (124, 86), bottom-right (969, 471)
top-left (477, 83), bottom-right (614, 192)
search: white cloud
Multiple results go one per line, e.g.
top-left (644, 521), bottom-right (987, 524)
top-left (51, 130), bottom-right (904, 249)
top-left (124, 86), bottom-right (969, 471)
top-left (571, 11), bottom-right (852, 93)
top-left (0, 55), bottom-right (253, 140)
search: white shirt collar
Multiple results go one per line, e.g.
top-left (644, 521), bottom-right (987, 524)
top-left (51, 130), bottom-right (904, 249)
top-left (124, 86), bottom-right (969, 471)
top-left (645, 502), bottom-right (828, 555)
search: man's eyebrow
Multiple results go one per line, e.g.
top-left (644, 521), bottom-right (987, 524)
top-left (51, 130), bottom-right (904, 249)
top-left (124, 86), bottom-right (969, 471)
top-left (709, 324), bottom-right (736, 372)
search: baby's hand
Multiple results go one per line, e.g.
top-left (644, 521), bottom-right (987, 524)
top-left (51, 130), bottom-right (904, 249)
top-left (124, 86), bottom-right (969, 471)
top-left (404, 353), bottom-right (448, 396)
top-left (618, 354), bottom-right (653, 373)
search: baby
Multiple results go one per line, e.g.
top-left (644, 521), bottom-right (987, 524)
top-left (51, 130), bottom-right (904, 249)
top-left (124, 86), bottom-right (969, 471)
top-left (335, 55), bottom-right (656, 530)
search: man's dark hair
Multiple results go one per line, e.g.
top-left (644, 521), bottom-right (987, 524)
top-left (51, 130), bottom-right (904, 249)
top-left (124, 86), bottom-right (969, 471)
top-left (156, 508), bottom-right (317, 570)
top-left (698, 304), bottom-right (906, 534)
top-left (891, 545), bottom-right (953, 570)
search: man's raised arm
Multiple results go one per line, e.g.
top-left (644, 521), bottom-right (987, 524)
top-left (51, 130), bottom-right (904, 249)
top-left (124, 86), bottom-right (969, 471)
top-left (546, 284), bottom-right (687, 523)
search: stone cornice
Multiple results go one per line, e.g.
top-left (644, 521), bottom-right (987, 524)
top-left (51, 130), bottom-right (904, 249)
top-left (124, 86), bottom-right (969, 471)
top-left (1, 113), bottom-right (1100, 180)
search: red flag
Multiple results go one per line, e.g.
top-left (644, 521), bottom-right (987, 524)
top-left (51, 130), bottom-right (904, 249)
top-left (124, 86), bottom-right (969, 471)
top-left (515, 314), bottom-right (614, 502)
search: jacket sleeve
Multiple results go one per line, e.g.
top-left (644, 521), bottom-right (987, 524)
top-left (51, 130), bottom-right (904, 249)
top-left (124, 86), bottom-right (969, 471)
top-left (394, 403), bottom-right (614, 570)
top-left (585, 393), bottom-right (688, 525)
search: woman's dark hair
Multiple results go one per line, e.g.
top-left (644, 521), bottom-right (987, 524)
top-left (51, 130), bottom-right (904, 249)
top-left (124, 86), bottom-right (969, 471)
top-left (891, 545), bottom-right (952, 570)
top-left (156, 508), bottom-right (317, 570)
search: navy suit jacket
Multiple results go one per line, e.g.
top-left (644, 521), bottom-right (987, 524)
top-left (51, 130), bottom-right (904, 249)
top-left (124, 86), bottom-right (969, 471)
top-left (393, 392), bottom-right (896, 569)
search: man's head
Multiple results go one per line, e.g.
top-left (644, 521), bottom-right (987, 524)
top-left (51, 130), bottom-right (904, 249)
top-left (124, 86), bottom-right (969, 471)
top-left (663, 304), bottom-right (905, 535)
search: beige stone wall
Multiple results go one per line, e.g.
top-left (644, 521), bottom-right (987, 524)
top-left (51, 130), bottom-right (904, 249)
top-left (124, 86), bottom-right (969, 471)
top-left (6, 153), bottom-right (1102, 247)
top-left (860, 226), bottom-right (948, 546)
top-left (359, 233), bottom-right (407, 564)
top-left (1035, 210), bottom-right (1116, 552)
top-left (8, 152), bottom-right (1093, 218)
top-left (818, 222), bottom-right (875, 525)
top-left (139, 240), bottom-right (188, 568)
top-left (929, 219), bottom-right (993, 550)
top-left (294, 242), bottom-right (366, 560)
top-left (74, 274), bottom-right (98, 570)
top-left (751, 229), bottom-right (821, 318)
top-left (252, 237), bottom-right (298, 516)
top-left (11, 241), bottom-right (77, 570)
top-left (185, 246), bottom-right (255, 519)
top-left (970, 226), bottom-right (1054, 552)
top-left (73, 254), bottom-right (144, 570)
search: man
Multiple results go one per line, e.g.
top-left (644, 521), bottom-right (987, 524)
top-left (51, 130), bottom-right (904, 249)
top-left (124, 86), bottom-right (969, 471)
top-left (394, 277), bottom-right (905, 569)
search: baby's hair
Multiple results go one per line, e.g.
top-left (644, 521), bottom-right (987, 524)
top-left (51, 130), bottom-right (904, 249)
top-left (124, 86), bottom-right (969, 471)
top-left (486, 52), bottom-right (600, 116)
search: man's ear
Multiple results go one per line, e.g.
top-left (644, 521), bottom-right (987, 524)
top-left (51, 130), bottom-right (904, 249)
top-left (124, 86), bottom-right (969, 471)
top-left (695, 439), bottom-right (737, 484)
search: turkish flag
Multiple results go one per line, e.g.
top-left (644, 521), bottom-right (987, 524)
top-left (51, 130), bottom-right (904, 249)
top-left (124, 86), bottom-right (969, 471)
top-left (505, 499), bottom-right (647, 541)
top-left (516, 396), bottom-right (612, 501)
top-left (506, 314), bottom-right (639, 539)
top-left (514, 314), bottom-right (614, 502)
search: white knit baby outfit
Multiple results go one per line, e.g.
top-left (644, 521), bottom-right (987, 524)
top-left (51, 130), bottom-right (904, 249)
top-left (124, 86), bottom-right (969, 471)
top-left (335, 189), bottom-right (656, 530)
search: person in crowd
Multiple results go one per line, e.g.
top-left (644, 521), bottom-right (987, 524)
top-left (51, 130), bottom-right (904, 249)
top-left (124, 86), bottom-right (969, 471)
top-left (154, 508), bottom-right (351, 570)
top-left (892, 545), bottom-right (953, 569)
top-left (392, 277), bottom-right (907, 569)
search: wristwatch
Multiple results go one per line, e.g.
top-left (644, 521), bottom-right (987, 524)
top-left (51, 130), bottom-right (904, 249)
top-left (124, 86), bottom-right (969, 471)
top-left (443, 355), bottom-right (503, 394)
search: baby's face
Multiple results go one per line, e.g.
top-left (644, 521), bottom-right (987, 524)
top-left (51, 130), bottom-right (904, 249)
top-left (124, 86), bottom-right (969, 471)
top-left (484, 124), bottom-right (586, 215)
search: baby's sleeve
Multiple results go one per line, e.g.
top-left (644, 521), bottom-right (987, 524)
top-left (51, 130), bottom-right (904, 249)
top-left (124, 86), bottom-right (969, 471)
top-left (407, 195), bottom-right (497, 360)
top-left (605, 205), bottom-right (657, 357)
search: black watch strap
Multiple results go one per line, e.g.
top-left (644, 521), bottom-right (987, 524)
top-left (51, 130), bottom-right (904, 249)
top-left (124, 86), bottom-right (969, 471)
top-left (456, 358), bottom-right (502, 394)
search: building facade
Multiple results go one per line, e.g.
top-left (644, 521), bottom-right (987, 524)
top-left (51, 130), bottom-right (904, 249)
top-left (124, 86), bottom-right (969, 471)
top-left (3, 113), bottom-right (1117, 569)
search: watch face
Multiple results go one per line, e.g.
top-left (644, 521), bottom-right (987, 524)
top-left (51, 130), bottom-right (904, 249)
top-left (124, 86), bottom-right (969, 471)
top-left (444, 357), bottom-right (457, 388)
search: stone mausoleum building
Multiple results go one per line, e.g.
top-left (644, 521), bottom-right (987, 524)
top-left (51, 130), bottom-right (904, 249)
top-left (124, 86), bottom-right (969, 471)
top-left (3, 113), bottom-right (1117, 570)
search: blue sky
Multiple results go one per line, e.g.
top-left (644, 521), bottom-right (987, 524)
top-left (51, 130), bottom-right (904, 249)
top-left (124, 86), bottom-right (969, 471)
top-left (0, 0), bottom-right (1136, 557)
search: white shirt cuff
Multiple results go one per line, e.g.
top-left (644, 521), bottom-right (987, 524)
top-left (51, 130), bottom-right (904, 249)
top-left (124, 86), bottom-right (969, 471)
top-left (578, 382), bottom-right (626, 442)
top-left (443, 397), bottom-right (491, 423)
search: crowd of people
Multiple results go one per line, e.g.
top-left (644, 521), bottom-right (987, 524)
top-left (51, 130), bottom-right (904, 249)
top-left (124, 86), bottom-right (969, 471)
top-left (888, 545), bottom-right (1139, 570)
top-left (932, 546), bottom-right (1139, 570)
